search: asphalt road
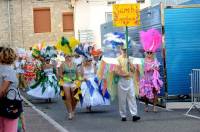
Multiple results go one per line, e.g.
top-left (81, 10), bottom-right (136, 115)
top-left (23, 92), bottom-right (200, 132)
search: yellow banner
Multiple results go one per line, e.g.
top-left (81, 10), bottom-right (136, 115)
top-left (113, 4), bottom-right (140, 27)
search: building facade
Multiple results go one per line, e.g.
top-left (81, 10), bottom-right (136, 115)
top-left (74, 0), bottom-right (151, 48)
top-left (0, 0), bottom-right (74, 49)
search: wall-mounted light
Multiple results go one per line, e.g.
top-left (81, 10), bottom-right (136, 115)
top-left (136, 0), bottom-right (145, 3)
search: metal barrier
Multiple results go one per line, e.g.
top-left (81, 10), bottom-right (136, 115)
top-left (185, 69), bottom-right (200, 119)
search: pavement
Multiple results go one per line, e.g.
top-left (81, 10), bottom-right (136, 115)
top-left (23, 104), bottom-right (59, 132)
top-left (22, 92), bottom-right (200, 132)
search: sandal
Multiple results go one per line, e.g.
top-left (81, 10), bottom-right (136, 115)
top-left (144, 107), bottom-right (148, 112)
top-left (153, 107), bottom-right (158, 113)
top-left (86, 106), bottom-right (92, 112)
top-left (68, 113), bottom-right (73, 120)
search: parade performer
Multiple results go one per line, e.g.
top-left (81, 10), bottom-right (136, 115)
top-left (91, 48), bottom-right (102, 68)
top-left (56, 36), bottom-right (80, 120)
top-left (23, 43), bottom-right (45, 86)
top-left (139, 28), bottom-right (163, 112)
top-left (27, 46), bottom-right (60, 102)
top-left (59, 54), bottom-right (78, 120)
top-left (80, 57), bottom-right (109, 112)
top-left (114, 47), bottom-right (140, 122)
top-left (15, 48), bottom-right (27, 91)
top-left (90, 48), bottom-right (110, 104)
top-left (23, 60), bottom-right (36, 86)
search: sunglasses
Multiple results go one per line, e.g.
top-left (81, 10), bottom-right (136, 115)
top-left (86, 59), bottom-right (92, 62)
top-left (65, 55), bottom-right (72, 58)
top-left (147, 52), bottom-right (153, 54)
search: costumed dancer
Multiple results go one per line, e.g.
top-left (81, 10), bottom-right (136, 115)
top-left (15, 48), bottom-right (27, 91)
top-left (27, 43), bottom-right (45, 85)
top-left (56, 36), bottom-right (82, 120)
top-left (27, 46), bottom-right (60, 102)
top-left (139, 28), bottom-right (163, 112)
top-left (24, 43), bottom-right (45, 86)
top-left (114, 47), bottom-right (140, 122)
top-left (91, 48), bottom-right (102, 68)
top-left (59, 54), bottom-right (78, 120)
top-left (80, 57), bottom-right (109, 112)
top-left (90, 48), bottom-right (110, 105)
top-left (23, 59), bottom-right (36, 86)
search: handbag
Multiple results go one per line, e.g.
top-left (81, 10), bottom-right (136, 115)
top-left (0, 88), bottom-right (23, 119)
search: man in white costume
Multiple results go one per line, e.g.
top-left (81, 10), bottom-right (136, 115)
top-left (115, 47), bottom-right (140, 122)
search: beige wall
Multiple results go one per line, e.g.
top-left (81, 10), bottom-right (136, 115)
top-left (0, 0), bottom-right (74, 49)
top-left (0, 0), bottom-right (10, 47)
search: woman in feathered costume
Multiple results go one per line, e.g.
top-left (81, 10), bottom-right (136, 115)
top-left (79, 55), bottom-right (110, 113)
top-left (59, 53), bottom-right (79, 120)
top-left (139, 28), bottom-right (163, 112)
top-left (57, 37), bottom-right (80, 120)
top-left (27, 46), bottom-right (60, 102)
top-left (24, 43), bottom-right (46, 86)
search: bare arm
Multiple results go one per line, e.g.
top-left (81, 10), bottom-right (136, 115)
top-left (114, 65), bottom-right (130, 77)
top-left (20, 113), bottom-right (26, 132)
top-left (129, 63), bottom-right (136, 73)
top-left (41, 64), bottom-right (45, 71)
top-left (93, 64), bottom-right (97, 74)
top-left (59, 63), bottom-right (64, 79)
top-left (80, 64), bottom-right (87, 81)
top-left (0, 80), bottom-right (10, 97)
top-left (75, 67), bottom-right (79, 80)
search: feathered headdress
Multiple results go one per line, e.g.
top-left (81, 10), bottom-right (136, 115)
top-left (55, 36), bottom-right (80, 55)
top-left (32, 42), bottom-right (46, 58)
top-left (40, 46), bottom-right (57, 59)
top-left (140, 28), bottom-right (162, 52)
top-left (103, 32), bottom-right (131, 49)
top-left (74, 43), bottom-right (94, 58)
top-left (91, 49), bottom-right (102, 57)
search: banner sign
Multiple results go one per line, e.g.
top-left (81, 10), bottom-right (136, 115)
top-left (113, 4), bottom-right (140, 27)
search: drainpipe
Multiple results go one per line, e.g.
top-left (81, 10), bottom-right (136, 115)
top-left (7, 0), bottom-right (12, 47)
top-left (21, 0), bottom-right (24, 48)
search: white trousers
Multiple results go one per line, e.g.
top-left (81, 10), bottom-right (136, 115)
top-left (118, 78), bottom-right (138, 118)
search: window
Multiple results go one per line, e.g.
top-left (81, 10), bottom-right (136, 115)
top-left (33, 8), bottom-right (51, 33)
top-left (63, 12), bottom-right (74, 32)
top-left (105, 12), bottom-right (112, 22)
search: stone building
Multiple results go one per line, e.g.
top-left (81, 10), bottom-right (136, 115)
top-left (0, 0), bottom-right (74, 49)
